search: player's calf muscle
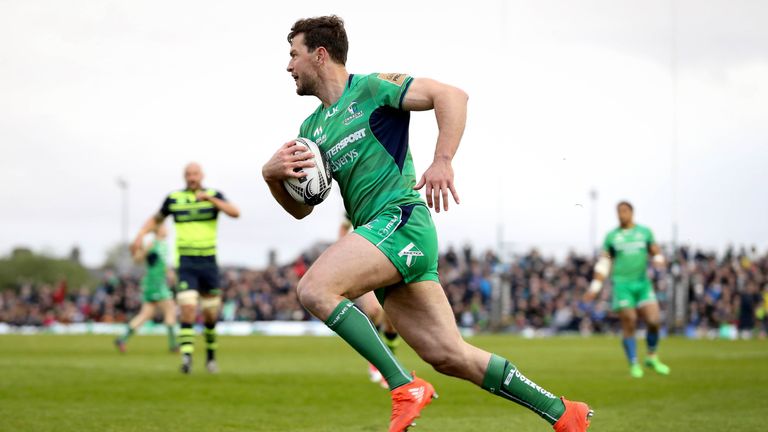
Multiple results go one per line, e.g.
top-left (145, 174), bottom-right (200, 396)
top-left (420, 342), bottom-right (471, 376)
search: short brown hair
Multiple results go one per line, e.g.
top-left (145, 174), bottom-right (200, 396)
top-left (617, 201), bottom-right (634, 211)
top-left (288, 15), bottom-right (348, 65)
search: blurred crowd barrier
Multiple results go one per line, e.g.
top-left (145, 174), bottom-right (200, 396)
top-left (1, 245), bottom-right (766, 339)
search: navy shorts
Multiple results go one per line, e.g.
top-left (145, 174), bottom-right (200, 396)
top-left (177, 255), bottom-right (220, 296)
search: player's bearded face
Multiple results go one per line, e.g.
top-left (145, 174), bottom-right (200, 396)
top-left (295, 72), bottom-right (319, 96)
top-left (288, 36), bottom-right (319, 96)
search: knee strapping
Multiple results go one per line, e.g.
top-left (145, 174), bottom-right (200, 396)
top-left (176, 290), bottom-right (199, 306)
top-left (200, 296), bottom-right (221, 311)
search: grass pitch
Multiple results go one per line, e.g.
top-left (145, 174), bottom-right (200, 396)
top-left (0, 334), bottom-right (765, 431)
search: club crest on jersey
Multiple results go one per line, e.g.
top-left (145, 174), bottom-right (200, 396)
top-left (343, 101), bottom-right (364, 125)
top-left (398, 242), bottom-right (424, 267)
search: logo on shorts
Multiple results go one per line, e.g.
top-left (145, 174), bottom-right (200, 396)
top-left (398, 242), bottom-right (423, 267)
top-left (378, 214), bottom-right (399, 236)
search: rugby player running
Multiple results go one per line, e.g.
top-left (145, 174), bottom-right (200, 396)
top-left (262, 15), bottom-right (592, 432)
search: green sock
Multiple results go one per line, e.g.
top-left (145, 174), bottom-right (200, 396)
top-left (204, 323), bottom-right (217, 362)
top-left (179, 323), bottom-right (194, 355)
top-left (120, 326), bottom-right (134, 342)
top-left (167, 325), bottom-right (177, 350)
top-left (326, 300), bottom-right (412, 390)
top-left (482, 354), bottom-right (565, 425)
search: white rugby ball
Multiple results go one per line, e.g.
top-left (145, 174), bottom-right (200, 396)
top-left (283, 137), bottom-right (333, 206)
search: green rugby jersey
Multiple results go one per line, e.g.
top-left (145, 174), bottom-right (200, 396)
top-left (602, 225), bottom-right (655, 283)
top-left (159, 189), bottom-right (226, 258)
top-left (142, 239), bottom-right (168, 290)
top-left (299, 73), bottom-right (424, 228)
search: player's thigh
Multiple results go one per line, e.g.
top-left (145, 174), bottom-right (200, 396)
top-left (301, 232), bottom-right (401, 299)
top-left (638, 301), bottom-right (661, 325)
top-left (618, 307), bottom-right (638, 325)
top-left (355, 291), bottom-right (385, 324)
top-left (139, 301), bottom-right (156, 317)
top-left (383, 280), bottom-right (464, 357)
top-left (157, 299), bottom-right (176, 316)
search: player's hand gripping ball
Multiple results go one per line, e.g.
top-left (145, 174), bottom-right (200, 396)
top-left (283, 138), bottom-right (333, 206)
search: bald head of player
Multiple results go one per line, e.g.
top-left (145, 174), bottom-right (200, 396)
top-left (617, 201), bottom-right (634, 228)
top-left (184, 162), bottom-right (204, 191)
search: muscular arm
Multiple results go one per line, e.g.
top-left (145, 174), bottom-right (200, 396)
top-left (592, 252), bottom-right (611, 282)
top-left (402, 78), bottom-right (468, 212)
top-left (262, 141), bottom-right (315, 220)
top-left (130, 213), bottom-right (164, 255)
top-left (132, 243), bottom-right (147, 263)
top-left (584, 252), bottom-right (612, 302)
top-left (337, 218), bottom-right (352, 241)
top-left (199, 193), bottom-right (240, 218)
top-left (265, 180), bottom-right (313, 219)
top-left (649, 243), bottom-right (665, 269)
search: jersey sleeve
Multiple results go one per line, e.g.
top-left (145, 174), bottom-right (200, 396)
top-left (368, 73), bottom-right (414, 109)
top-left (602, 233), bottom-right (615, 256)
top-left (212, 190), bottom-right (226, 201)
top-left (159, 195), bottom-right (173, 217)
top-left (645, 226), bottom-right (656, 247)
top-left (298, 122), bottom-right (310, 139)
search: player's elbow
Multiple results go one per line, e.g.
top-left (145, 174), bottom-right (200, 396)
top-left (441, 83), bottom-right (467, 104)
top-left (429, 81), bottom-right (468, 106)
top-left (290, 206), bottom-right (313, 220)
top-left (454, 87), bottom-right (468, 103)
top-left (152, 213), bottom-right (165, 225)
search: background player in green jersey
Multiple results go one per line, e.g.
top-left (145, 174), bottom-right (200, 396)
top-left (262, 15), bottom-right (591, 432)
top-left (115, 223), bottom-right (177, 353)
top-left (132, 162), bottom-right (240, 374)
top-left (585, 201), bottom-right (671, 378)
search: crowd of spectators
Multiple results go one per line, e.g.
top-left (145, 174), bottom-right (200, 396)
top-left (2, 245), bottom-right (766, 338)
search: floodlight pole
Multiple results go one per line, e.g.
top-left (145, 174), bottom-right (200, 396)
top-left (117, 177), bottom-right (129, 246)
top-left (589, 188), bottom-right (598, 255)
top-left (116, 177), bottom-right (130, 273)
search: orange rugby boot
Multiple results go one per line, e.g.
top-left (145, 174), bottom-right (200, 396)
top-left (389, 374), bottom-right (437, 432)
top-left (553, 397), bottom-right (593, 432)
